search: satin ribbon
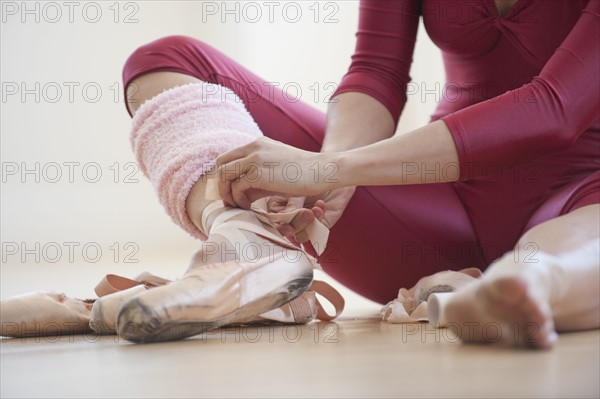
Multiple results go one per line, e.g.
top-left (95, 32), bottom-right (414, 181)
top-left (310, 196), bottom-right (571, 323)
top-left (204, 178), bottom-right (330, 256)
top-left (95, 273), bottom-right (170, 297)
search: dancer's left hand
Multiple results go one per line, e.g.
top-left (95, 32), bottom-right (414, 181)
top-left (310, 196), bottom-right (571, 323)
top-left (266, 196), bottom-right (325, 239)
top-left (265, 185), bottom-right (355, 242)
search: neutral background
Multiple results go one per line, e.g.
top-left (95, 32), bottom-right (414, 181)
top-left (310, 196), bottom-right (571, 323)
top-left (1, 0), bottom-right (444, 299)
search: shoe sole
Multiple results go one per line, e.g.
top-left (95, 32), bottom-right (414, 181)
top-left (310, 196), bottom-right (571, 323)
top-left (116, 275), bottom-right (312, 343)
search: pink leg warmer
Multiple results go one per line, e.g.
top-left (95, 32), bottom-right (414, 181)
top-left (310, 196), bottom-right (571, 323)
top-left (130, 82), bottom-right (262, 239)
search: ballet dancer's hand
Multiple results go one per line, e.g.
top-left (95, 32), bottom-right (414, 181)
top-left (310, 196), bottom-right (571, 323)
top-left (305, 187), bottom-right (356, 229)
top-left (266, 196), bottom-right (324, 240)
top-left (267, 187), bottom-right (356, 242)
top-left (216, 137), bottom-right (338, 208)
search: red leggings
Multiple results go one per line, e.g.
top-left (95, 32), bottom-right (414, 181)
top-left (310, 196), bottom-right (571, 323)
top-left (123, 36), bottom-right (600, 304)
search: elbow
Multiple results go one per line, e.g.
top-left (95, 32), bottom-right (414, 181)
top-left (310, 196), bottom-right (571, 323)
top-left (539, 118), bottom-right (581, 153)
top-left (530, 78), bottom-right (586, 152)
top-left (549, 123), bottom-right (579, 151)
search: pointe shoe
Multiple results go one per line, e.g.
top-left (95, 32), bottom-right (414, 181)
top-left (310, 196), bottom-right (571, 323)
top-left (427, 292), bottom-right (454, 327)
top-left (0, 292), bottom-right (94, 338)
top-left (0, 268), bottom-right (342, 339)
top-left (0, 272), bottom-right (169, 338)
top-left (423, 270), bottom-right (484, 326)
top-left (89, 273), bottom-right (171, 334)
top-left (91, 274), bottom-right (343, 334)
top-left (382, 268), bottom-right (482, 323)
top-left (116, 201), bottom-right (320, 343)
top-left (91, 271), bottom-right (343, 334)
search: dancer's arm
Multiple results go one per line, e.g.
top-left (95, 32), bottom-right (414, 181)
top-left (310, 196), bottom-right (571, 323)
top-left (218, 2), bottom-right (599, 206)
top-left (325, 0), bottom-right (600, 185)
top-left (321, 90), bottom-right (395, 152)
top-left (263, 0), bottom-right (420, 230)
top-left (440, 1), bottom-right (600, 180)
top-left (215, 120), bottom-right (459, 207)
top-left (260, 93), bottom-right (396, 235)
top-left (290, 94), bottom-right (396, 225)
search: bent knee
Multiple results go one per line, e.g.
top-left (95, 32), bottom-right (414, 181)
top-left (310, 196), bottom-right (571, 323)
top-left (123, 35), bottom-right (214, 89)
top-left (127, 35), bottom-right (208, 61)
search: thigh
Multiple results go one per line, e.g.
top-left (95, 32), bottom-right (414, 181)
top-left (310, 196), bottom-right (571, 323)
top-left (123, 35), bottom-right (484, 303)
top-left (525, 170), bottom-right (600, 232)
top-left (123, 35), bottom-right (324, 152)
top-left (323, 184), bottom-right (485, 304)
top-left (454, 127), bottom-right (600, 267)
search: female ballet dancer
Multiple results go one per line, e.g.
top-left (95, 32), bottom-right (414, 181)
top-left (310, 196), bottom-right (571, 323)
top-left (118, 0), bottom-right (600, 347)
top-left (3, 0), bottom-right (597, 348)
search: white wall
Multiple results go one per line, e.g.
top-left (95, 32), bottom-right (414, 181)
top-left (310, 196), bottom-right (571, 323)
top-left (0, 1), bottom-right (443, 297)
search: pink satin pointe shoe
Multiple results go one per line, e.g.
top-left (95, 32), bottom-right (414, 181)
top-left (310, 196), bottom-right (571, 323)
top-left (0, 272), bottom-right (167, 338)
top-left (382, 267), bottom-right (482, 323)
top-left (0, 269), bottom-right (343, 339)
top-left (0, 292), bottom-right (94, 338)
top-left (115, 200), bottom-right (322, 343)
top-left (427, 292), bottom-right (455, 327)
top-left (91, 275), bottom-right (343, 334)
top-left (89, 273), bottom-right (171, 334)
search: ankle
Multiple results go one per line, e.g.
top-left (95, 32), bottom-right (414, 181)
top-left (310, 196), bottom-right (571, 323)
top-left (191, 235), bottom-right (236, 265)
top-left (185, 178), bottom-right (220, 235)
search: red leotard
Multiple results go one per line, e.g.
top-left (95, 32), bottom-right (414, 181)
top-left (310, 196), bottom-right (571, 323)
top-left (122, 0), bottom-right (600, 303)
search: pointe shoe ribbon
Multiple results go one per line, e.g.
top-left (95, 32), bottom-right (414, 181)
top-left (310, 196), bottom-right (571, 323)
top-left (204, 179), bottom-right (330, 256)
top-left (90, 272), bottom-right (172, 334)
top-left (310, 280), bottom-right (345, 321)
top-left (94, 272), bottom-right (171, 297)
top-left (229, 279), bottom-right (345, 324)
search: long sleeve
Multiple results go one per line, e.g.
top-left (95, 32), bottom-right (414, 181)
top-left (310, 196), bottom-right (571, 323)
top-left (442, 1), bottom-right (600, 180)
top-left (331, 0), bottom-right (420, 125)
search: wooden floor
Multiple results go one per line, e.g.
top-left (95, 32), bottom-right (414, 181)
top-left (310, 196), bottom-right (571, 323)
top-left (1, 264), bottom-right (599, 398)
top-left (2, 320), bottom-right (599, 398)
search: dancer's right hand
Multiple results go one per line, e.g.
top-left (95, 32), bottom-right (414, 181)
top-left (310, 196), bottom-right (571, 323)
top-left (266, 186), bottom-right (356, 243)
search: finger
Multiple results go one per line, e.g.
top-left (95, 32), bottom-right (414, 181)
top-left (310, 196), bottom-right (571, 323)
top-left (311, 206), bottom-right (325, 221)
top-left (246, 188), bottom-right (284, 204)
top-left (218, 157), bottom-right (262, 206)
top-left (219, 159), bottom-right (252, 183)
top-left (230, 178), bottom-right (281, 209)
top-left (217, 165), bottom-right (236, 206)
top-left (283, 197), bottom-right (305, 212)
top-left (275, 223), bottom-right (295, 237)
top-left (215, 141), bottom-right (256, 168)
top-left (295, 229), bottom-right (310, 244)
top-left (230, 178), bottom-right (253, 209)
top-left (314, 200), bottom-right (326, 210)
top-left (289, 209), bottom-right (315, 235)
top-left (266, 196), bottom-right (288, 212)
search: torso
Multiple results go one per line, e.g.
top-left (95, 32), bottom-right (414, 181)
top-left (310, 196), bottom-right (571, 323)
top-left (422, 0), bottom-right (590, 120)
top-left (495, 0), bottom-right (520, 18)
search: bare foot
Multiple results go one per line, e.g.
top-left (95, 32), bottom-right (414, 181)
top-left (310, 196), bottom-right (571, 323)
top-left (444, 273), bottom-right (557, 349)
